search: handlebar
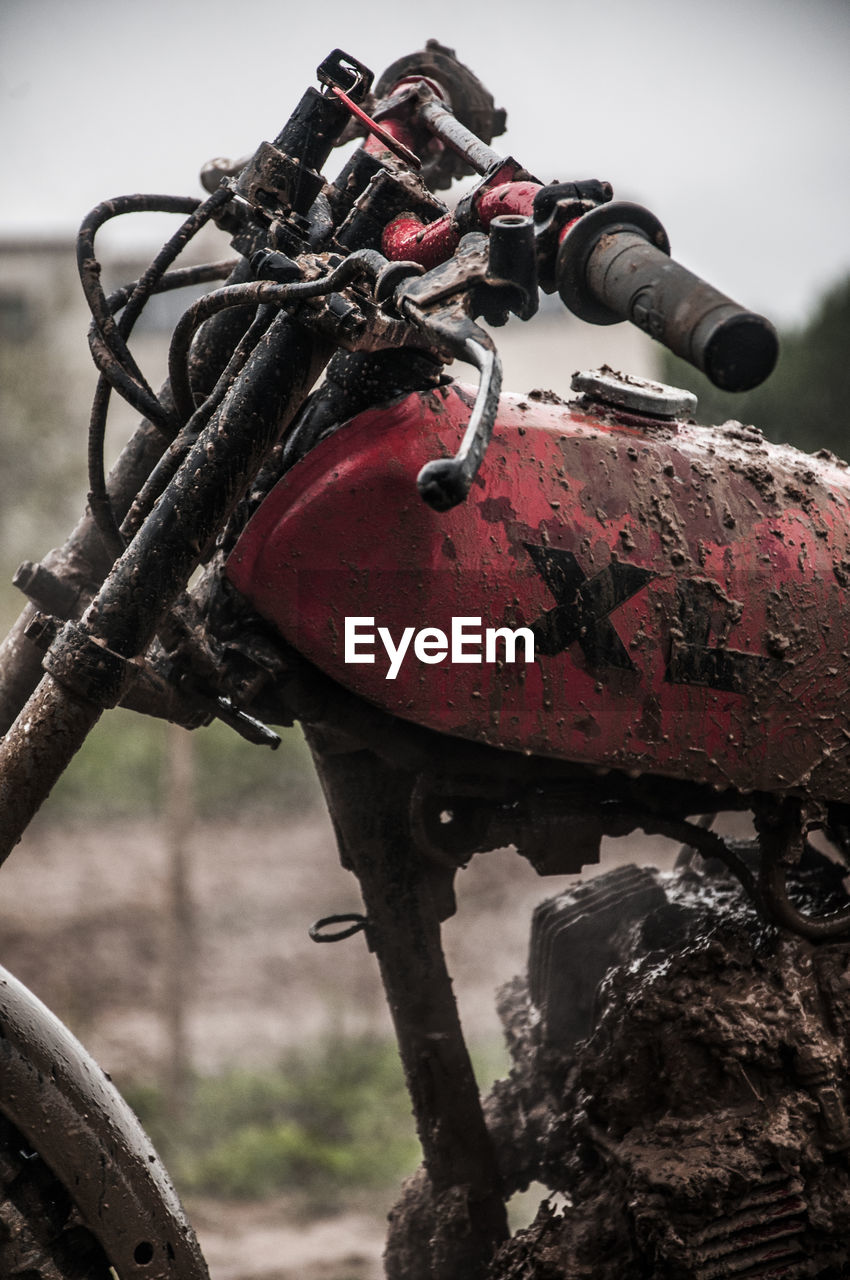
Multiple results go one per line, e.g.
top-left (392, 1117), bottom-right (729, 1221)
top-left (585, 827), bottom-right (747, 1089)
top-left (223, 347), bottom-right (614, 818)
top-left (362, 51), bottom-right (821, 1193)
top-left (556, 201), bottom-right (779, 392)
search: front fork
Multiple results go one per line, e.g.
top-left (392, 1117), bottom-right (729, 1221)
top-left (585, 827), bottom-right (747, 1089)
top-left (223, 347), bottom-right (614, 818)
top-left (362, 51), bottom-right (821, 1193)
top-left (307, 736), bottom-right (508, 1280)
top-left (0, 315), bottom-right (332, 858)
top-left (0, 302), bottom-right (508, 1274)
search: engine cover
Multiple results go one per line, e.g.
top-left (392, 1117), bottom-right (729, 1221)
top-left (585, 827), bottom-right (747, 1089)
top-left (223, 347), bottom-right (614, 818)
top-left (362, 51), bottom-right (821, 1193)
top-left (226, 381), bottom-right (850, 802)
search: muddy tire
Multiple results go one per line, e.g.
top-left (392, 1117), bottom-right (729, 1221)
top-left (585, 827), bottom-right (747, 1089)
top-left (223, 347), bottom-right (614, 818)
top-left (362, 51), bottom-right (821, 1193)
top-left (0, 1111), bottom-right (114, 1279)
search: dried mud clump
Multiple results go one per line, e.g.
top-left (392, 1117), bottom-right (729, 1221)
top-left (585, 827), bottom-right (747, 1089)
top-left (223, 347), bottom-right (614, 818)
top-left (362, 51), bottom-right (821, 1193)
top-left (485, 853), bottom-right (850, 1277)
top-left (384, 852), bottom-right (850, 1276)
top-left (468, 851), bottom-right (850, 1278)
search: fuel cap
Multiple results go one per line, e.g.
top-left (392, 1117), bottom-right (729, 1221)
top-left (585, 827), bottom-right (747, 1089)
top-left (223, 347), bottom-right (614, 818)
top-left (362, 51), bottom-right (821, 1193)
top-left (571, 368), bottom-right (698, 419)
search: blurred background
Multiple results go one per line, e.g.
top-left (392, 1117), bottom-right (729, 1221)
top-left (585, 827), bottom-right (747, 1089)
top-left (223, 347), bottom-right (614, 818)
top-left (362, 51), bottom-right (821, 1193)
top-left (1, 2), bottom-right (849, 1276)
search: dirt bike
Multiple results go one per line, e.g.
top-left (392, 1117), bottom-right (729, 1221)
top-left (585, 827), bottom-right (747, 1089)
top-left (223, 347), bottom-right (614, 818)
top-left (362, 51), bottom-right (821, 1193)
top-left (1, 37), bottom-right (848, 1280)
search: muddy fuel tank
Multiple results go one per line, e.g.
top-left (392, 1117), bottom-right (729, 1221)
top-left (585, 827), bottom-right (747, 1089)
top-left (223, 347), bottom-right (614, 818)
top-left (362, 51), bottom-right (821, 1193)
top-left (226, 375), bottom-right (850, 803)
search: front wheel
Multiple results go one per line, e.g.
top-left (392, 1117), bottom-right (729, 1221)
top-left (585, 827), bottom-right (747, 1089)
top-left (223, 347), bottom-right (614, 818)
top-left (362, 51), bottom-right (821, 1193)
top-left (0, 1112), bottom-right (115, 1278)
top-left (0, 961), bottom-right (209, 1279)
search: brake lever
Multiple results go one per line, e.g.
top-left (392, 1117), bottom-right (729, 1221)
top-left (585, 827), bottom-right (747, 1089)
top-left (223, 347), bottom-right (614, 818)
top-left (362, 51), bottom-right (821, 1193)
top-left (393, 229), bottom-right (538, 511)
top-left (402, 300), bottom-right (502, 511)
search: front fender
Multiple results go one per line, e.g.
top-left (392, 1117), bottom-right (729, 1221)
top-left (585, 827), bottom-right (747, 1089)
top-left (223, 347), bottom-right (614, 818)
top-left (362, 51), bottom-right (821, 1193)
top-left (0, 964), bottom-right (208, 1279)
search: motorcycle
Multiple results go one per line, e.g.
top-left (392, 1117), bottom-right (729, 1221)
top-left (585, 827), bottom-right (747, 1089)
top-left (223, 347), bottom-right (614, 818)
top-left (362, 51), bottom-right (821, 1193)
top-left (1, 37), bottom-right (848, 1280)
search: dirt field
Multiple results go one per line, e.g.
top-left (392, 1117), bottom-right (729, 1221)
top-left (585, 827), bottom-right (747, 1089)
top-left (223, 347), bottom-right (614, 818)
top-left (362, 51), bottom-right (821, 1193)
top-left (0, 807), bottom-right (690, 1278)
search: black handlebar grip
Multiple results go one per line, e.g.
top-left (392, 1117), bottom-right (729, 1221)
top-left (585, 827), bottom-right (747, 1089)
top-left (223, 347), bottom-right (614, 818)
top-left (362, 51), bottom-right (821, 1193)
top-left (557, 201), bottom-right (778, 392)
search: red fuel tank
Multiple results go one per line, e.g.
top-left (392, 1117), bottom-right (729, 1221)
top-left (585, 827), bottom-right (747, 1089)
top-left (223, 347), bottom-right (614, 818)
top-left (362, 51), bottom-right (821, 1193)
top-left (226, 381), bottom-right (850, 803)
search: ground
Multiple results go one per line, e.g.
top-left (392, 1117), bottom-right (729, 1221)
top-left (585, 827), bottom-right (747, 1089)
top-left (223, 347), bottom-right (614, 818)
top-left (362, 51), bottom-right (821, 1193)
top-left (0, 807), bottom-right (685, 1278)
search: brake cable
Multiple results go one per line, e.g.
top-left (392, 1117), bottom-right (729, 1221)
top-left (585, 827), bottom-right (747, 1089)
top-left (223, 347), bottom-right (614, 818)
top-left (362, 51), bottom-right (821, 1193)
top-left (78, 191), bottom-right (232, 429)
top-left (120, 250), bottom-right (390, 539)
top-left (81, 188), bottom-right (235, 552)
top-left (87, 260), bottom-right (238, 552)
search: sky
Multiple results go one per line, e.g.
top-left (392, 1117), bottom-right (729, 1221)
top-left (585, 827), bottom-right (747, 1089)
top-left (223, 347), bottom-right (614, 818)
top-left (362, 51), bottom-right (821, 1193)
top-left (2, 0), bottom-right (849, 327)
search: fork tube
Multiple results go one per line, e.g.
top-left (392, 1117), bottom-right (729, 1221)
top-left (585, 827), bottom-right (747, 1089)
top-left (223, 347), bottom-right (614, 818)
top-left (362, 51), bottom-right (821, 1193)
top-left (0, 258), bottom-right (259, 736)
top-left (0, 315), bottom-right (332, 858)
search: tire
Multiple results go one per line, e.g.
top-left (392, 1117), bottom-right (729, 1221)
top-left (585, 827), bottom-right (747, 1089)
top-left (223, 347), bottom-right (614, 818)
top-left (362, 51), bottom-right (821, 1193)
top-left (0, 1111), bottom-right (114, 1279)
top-left (0, 962), bottom-right (209, 1280)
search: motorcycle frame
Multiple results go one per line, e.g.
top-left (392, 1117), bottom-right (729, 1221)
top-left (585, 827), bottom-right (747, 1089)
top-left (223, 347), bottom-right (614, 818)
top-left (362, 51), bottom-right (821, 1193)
top-left (0, 290), bottom-right (762, 1273)
top-left (0, 42), bottom-right (808, 1280)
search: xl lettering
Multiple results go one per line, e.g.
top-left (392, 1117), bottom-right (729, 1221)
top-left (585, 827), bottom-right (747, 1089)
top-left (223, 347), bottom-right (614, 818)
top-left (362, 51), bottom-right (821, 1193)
top-left (524, 543), bottom-right (654, 670)
top-left (526, 543), bottom-right (786, 691)
top-left (665, 579), bottom-right (784, 693)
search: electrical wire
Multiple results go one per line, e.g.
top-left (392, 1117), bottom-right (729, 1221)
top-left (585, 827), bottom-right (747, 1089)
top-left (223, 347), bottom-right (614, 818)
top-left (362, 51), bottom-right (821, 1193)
top-left (78, 194), bottom-right (200, 430)
top-left (78, 187), bottom-right (233, 427)
top-left (166, 249), bottom-right (387, 424)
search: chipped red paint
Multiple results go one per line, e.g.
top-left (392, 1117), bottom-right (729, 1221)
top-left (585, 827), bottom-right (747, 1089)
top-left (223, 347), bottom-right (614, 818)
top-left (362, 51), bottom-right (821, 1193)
top-left (226, 385), bottom-right (850, 802)
top-left (381, 181), bottom-right (543, 267)
top-left (381, 212), bottom-right (461, 269)
top-left (476, 181), bottom-right (540, 227)
top-left (362, 115), bottom-right (419, 164)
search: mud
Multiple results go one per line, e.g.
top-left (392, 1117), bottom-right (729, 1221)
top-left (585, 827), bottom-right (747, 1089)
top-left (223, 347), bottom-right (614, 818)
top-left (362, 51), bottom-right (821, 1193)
top-left (527, 388), bottom-right (568, 406)
top-left (483, 850), bottom-right (850, 1277)
top-left (11, 812), bottom-right (850, 1276)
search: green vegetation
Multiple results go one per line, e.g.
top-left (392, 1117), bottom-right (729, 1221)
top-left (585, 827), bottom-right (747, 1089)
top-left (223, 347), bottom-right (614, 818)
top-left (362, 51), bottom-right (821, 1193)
top-left (124, 1037), bottom-right (422, 1202)
top-left (41, 709), bottom-right (321, 820)
top-left (0, 331), bottom-right (89, 635)
top-left (122, 1034), bottom-right (511, 1203)
top-left (661, 272), bottom-right (850, 455)
top-left (123, 1035), bottom-right (511, 1203)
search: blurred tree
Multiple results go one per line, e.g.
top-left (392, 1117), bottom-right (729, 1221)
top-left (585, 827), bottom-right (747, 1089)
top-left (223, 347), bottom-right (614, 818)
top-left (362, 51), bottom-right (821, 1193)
top-left (661, 273), bottom-right (850, 456)
top-left (0, 337), bottom-right (88, 628)
top-left (0, 305), bottom-right (320, 824)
